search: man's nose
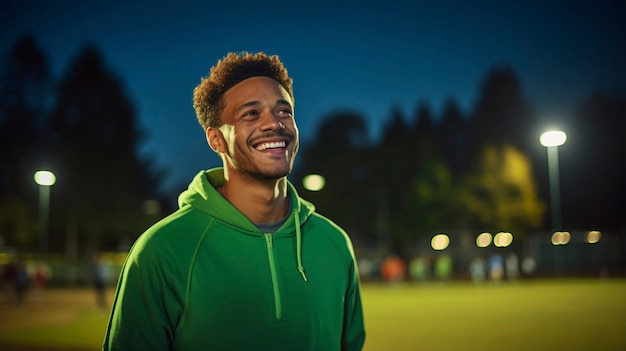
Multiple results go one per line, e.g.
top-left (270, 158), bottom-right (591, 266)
top-left (260, 111), bottom-right (284, 131)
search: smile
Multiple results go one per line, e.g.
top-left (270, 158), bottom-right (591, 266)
top-left (255, 141), bottom-right (286, 151)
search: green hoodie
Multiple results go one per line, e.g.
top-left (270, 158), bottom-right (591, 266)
top-left (103, 168), bottom-right (365, 350)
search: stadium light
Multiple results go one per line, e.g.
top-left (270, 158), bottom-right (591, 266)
top-left (540, 130), bottom-right (567, 230)
top-left (34, 170), bottom-right (56, 255)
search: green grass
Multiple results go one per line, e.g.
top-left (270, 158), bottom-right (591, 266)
top-left (361, 279), bottom-right (626, 351)
top-left (2, 308), bottom-right (110, 350)
top-left (1, 279), bottom-right (625, 350)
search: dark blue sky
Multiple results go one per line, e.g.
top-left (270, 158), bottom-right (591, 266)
top-left (2, 0), bottom-right (625, 193)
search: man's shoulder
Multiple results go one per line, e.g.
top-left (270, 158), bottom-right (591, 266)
top-left (136, 205), bottom-right (210, 244)
top-left (126, 206), bottom-right (211, 263)
top-left (306, 212), bottom-right (356, 256)
top-left (307, 211), bottom-right (346, 233)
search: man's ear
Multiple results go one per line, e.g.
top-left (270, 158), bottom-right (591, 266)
top-left (206, 127), bottom-right (226, 153)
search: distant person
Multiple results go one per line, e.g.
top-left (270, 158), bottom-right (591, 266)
top-left (92, 253), bottom-right (107, 309)
top-left (2, 257), bottom-right (18, 304)
top-left (469, 256), bottom-right (487, 285)
top-left (521, 256), bottom-right (537, 277)
top-left (381, 255), bottom-right (407, 283)
top-left (409, 256), bottom-right (430, 282)
top-left (103, 52), bottom-right (365, 351)
top-left (505, 253), bottom-right (519, 280)
top-left (13, 259), bottom-right (29, 305)
top-left (488, 254), bottom-right (505, 282)
top-left (434, 253), bottom-right (453, 281)
top-left (31, 261), bottom-right (51, 304)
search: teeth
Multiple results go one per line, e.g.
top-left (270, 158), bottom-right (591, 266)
top-left (256, 141), bottom-right (286, 150)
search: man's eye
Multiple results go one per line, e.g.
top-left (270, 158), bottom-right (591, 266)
top-left (242, 110), bottom-right (258, 118)
top-left (277, 109), bottom-right (292, 116)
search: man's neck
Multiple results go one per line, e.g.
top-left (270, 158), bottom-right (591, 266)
top-left (219, 173), bottom-right (289, 224)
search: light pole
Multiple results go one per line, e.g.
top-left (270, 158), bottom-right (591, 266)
top-left (540, 131), bottom-right (567, 230)
top-left (34, 170), bottom-right (56, 255)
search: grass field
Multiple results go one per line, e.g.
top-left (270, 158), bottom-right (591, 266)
top-left (0, 278), bottom-right (624, 350)
top-left (361, 279), bottom-right (626, 351)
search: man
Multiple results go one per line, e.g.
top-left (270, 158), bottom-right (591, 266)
top-left (103, 52), bottom-right (366, 350)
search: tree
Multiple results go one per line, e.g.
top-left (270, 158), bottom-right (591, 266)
top-left (458, 144), bottom-right (546, 236)
top-left (468, 67), bottom-right (536, 159)
top-left (437, 98), bottom-right (469, 176)
top-left (372, 104), bottom-right (443, 254)
top-left (48, 44), bottom-right (162, 250)
top-left (561, 93), bottom-right (626, 231)
top-left (402, 158), bottom-right (459, 237)
top-left (0, 35), bottom-right (52, 247)
top-left (294, 110), bottom-right (378, 244)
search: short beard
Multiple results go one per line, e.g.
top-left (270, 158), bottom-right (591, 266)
top-left (236, 166), bottom-right (291, 181)
top-left (229, 142), bottom-right (295, 181)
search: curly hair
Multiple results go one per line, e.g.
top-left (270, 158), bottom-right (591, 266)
top-left (193, 52), bottom-right (294, 130)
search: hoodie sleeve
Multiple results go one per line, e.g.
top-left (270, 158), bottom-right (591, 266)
top-left (341, 253), bottom-right (366, 351)
top-left (103, 229), bottom-right (184, 351)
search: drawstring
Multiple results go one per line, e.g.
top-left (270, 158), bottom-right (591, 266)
top-left (294, 214), bottom-right (308, 282)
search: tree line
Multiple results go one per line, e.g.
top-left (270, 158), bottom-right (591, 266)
top-left (292, 62), bottom-right (625, 255)
top-left (1, 35), bottom-right (624, 259)
top-left (0, 35), bottom-right (165, 255)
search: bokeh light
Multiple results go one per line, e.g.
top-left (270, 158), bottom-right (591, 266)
top-left (431, 234), bottom-right (450, 250)
top-left (586, 230), bottom-right (601, 244)
top-left (494, 232), bottom-right (513, 247)
top-left (302, 174), bottom-right (325, 191)
top-left (551, 231), bottom-right (571, 245)
top-left (476, 232), bottom-right (492, 248)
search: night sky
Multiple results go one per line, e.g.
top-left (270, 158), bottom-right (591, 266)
top-left (2, 0), bottom-right (625, 193)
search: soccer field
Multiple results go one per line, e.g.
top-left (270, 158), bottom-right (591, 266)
top-left (0, 278), bottom-right (624, 350)
top-left (361, 279), bottom-right (626, 351)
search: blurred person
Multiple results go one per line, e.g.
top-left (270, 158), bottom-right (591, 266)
top-left (434, 253), bottom-right (453, 281)
top-left (488, 254), bottom-right (505, 282)
top-left (469, 256), bottom-right (487, 285)
top-left (31, 261), bottom-right (51, 304)
top-left (381, 255), bottom-right (407, 283)
top-left (103, 52), bottom-right (365, 351)
top-left (92, 253), bottom-right (108, 309)
top-left (409, 256), bottom-right (430, 282)
top-left (521, 256), bottom-right (537, 276)
top-left (357, 258), bottom-right (374, 281)
top-left (13, 258), bottom-right (29, 305)
top-left (505, 253), bottom-right (519, 280)
top-left (2, 256), bottom-right (18, 304)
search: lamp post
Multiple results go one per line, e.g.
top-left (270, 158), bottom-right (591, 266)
top-left (540, 131), bottom-right (567, 230)
top-left (34, 170), bottom-right (56, 255)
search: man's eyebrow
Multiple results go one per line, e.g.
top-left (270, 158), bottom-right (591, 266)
top-left (276, 99), bottom-right (292, 108)
top-left (236, 100), bottom-right (261, 113)
top-left (236, 99), bottom-right (292, 113)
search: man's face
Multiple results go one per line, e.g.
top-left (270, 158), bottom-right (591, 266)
top-left (217, 76), bottom-right (299, 180)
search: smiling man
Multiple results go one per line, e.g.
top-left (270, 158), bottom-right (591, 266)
top-left (103, 52), bottom-right (366, 351)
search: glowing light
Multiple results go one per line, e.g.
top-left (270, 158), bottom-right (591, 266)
top-left (586, 230), bottom-right (601, 244)
top-left (303, 174), bottom-right (325, 191)
top-left (551, 231), bottom-right (571, 245)
top-left (494, 232), bottom-right (513, 247)
top-left (34, 170), bottom-right (56, 186)
top-left (431, 234), bottom-right (450, 251)
top-left (540, 130), bottom-right (567, 147)
top-left (476, 232), bottom-right (492, 248)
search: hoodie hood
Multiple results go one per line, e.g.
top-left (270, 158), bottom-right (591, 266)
top-left (178, 168), bottom-right (314, 281)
